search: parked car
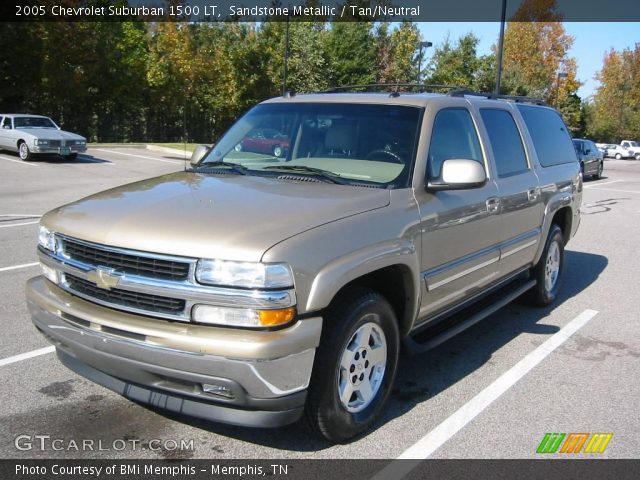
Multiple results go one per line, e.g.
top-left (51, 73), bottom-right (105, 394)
top-left (0, 114), bottom-right (87, 161)
top-left (595, 143), bottom-right (609, 156)
top-left (234, 128), bottom-right (290, 158)
top-left (28, 89), bottom-right (581, 442)
top-left (605, 144), bottom-right (632, 159)
top-left (573, 138), bottom-right (603, 179)
top-left (620, 140), bottom-right (640, 160)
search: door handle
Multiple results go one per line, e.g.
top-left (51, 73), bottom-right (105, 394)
top-left (527, 187), bottom-right (540, 202)
top-left (486, 197), bottom-right (500, 213)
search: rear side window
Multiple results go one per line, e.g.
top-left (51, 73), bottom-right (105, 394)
top-left (480, 109), bottom-right (528, 177)
top-left (517, 105), bottom-right (577, 167)
top-left (427, 108), bottom-right (483, 178)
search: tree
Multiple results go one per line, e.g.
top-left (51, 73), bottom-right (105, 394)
top-left (501, 0), bottom-right (580, 104)
top-left (325, 22), bottom-right (376, 86)
top-left (588, 45), bottom-right (640, 142)
top-left (424, 33), bottom-right (495, 91)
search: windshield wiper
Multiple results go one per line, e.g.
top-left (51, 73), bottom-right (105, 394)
top-left (262, 165), bottom-right (347, 185)
top-left (190, 161), bottom-right (247, 175)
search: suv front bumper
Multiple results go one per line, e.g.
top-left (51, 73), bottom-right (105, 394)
top-left (26, 276), bottom-right (322, 428)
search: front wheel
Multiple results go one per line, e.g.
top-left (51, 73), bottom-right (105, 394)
top-left (18, 142), bottom-right (32, 161)
top-left (615, 153), bottom-right (622, 160)
top-left (303, 289), bottom-right (399, 443)
top-left (635, 153), bottom-right (640, 161)
top-left (527, 225), bottom-right (565, 306)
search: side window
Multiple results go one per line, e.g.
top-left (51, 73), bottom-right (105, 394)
top-left (480, 109), bottom-right (528, 177)
top-left (517, 105), bottom-right (577, 167)
top-left (427, 108), bottom-right (483, 178)
top-left (1, 117), bottom-right (10, 129)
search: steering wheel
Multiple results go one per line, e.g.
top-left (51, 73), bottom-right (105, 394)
top-left (365, 149), bottom-right (404, 164)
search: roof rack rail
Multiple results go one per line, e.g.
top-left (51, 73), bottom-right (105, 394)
top-left (448, 89), bottom-right (546, 105)
top-left (323, 83), bottom-right (462, 95)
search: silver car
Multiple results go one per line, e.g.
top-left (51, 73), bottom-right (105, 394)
top-left (0, 114), bottom-right (87, 161)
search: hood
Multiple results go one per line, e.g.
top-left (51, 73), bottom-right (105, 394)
top-left (42, 172), bottom-right (390, 262)
top-left (18, 128), bottom-right (85, 141)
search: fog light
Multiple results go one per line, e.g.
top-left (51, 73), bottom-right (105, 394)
top-left (40, 263), bottom-right (59, 284)
top-left (192, 305), bottom-right (296, 328)
top-left (202, 384), bottom-right (235, 399)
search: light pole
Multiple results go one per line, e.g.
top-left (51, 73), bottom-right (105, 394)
top-left (555, 72), bottom-right (567, 107)
top-left (494, 0), bottom-right (507, 95)
top-left (417, 40), bottom-right (432, 84)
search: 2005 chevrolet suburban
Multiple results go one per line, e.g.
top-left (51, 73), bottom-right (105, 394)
top-left (27, 88), bottom-right (582, 442)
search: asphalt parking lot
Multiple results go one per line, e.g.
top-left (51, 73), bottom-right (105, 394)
top-left (0, 148), bottom-right (638, 460)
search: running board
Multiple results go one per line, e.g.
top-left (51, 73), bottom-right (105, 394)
top-left (404, 279), bottom-right (536, 355)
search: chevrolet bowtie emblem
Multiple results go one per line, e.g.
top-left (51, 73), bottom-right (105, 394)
top-left (87, 267), bottom-right (121, 290)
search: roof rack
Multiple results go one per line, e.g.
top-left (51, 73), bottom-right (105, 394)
top-left (323, 83), bottom-right (462, 96)
top-left (448, 89), bottom-right (546, 105)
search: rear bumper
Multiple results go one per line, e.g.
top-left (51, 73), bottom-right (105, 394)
top-left (27, 276), bottom-right (322, 428)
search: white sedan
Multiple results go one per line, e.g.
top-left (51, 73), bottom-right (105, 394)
top-left (0, 114), bottom-right (87, 161)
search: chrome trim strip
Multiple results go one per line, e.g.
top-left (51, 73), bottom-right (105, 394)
top-left (429, 257), bottom-right (499, 290)
top-left (423, 229), bottom-right (540, 291)
top-left (57, 233), bottom-right (198, 264)
top-left (501, 239), bottom-right (538, 259)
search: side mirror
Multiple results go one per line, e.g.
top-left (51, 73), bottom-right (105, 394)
top-left (426, 159), bottom-right (487, 191)
top-left (584, 148), bottom-right (591, 155)
top-left (190, 144), bottom-right (210, 167)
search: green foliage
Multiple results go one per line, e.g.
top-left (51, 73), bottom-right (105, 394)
top-left (425, 33), bottom-right (496, 91)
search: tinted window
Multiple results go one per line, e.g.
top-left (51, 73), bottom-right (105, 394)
top-left (427, 108), bottom-right (483, 178)
top-left (517, 105), bottom-right (577, 167)
top-left (480, 109), bottom-right (528, 177)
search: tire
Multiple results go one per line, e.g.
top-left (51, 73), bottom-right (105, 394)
top-left (594, 161), bottom-right (603, 179)
top-left (635, 153), bottom-right (640, 161)
top-left (272, 145), bottom-right (283, 158)
top-left (527, 225), bottom-right (565, 307)
top-left (18, 141), bottom-right (32, 161)
top-left (615, 153), bottom-right (622, 160)
top-left (303, 288), bottom-right (400, 443)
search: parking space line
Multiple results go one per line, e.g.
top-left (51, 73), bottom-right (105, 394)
top-left (0, 220), bottom-right (39, 229)
top-left (373, 309), bottom-right (598, 477)
top-left (0, 262), bottom-right (39, 273)
top-left (0, 346), bottom-right (55, 368)
top-left (584, 180), bottom-right (623, 189)
top-left (0, 155), bottom-right (39, 167)
top-left (586, 187), bottom-right (640, 194)
top-left (93, 148), bottom-right (183, 165)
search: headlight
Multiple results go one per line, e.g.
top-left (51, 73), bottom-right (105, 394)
top-left (35, 139), bottom-right (49, 146)
top-left (195, 259), bottom-right (293, 289)
top-left (38, 226), bottom-right (56, 252)
top-left (77, 140), bottom-right (86, 145)
top-left (192, 305), bottom-right (296, 328)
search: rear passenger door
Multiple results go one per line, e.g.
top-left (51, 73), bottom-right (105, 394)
top-left (478, 106), bottom-right (543, 276)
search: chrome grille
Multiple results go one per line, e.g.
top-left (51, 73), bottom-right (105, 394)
top-left (61, 237), bottom-right (191, 281)
top-left (65, 274), bottom-right (186, 314)
top-left (48, 140), bottom-right (62, 147)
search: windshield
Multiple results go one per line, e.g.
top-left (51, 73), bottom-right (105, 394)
top-left (200, 102), bottom-right (422, 188)
top-left (629, 141), bottom-right (639, 147)
top-left (13, 117), bottom-right (57, 128)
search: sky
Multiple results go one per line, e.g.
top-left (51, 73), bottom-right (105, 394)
top-left (418, 22), bottom-right (639, 99)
